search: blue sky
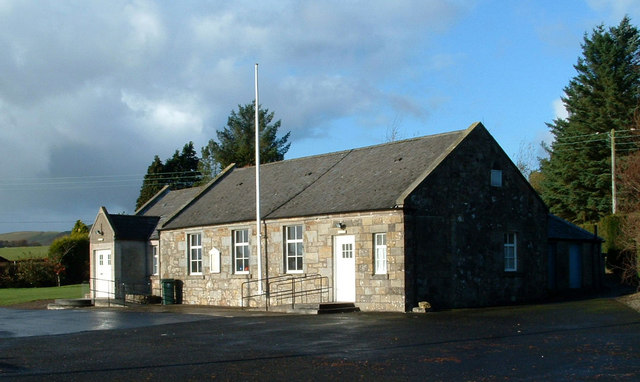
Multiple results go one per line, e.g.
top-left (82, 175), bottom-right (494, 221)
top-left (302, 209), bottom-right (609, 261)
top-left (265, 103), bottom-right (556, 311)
top-left (0, 0), bottom-right (639, 233)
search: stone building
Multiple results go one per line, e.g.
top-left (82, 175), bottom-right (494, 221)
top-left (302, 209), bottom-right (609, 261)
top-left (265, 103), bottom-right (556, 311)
top-left (158, 122), bottom-right (550, 311)
top-left (89, 122), bottom-right (604, 311)
top-left (133, 185), bottom-right (205, 296)
top-left (547, 214), bottom-right (603, 293)
top-left (88, 207), bottom-right (159, 299)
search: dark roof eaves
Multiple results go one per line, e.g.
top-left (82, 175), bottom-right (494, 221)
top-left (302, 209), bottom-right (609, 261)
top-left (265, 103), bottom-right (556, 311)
top-left (164, 207), bottom-right (402, 231)
top-left (135, 185), bottom-right (170, 216)
top-left (548, 214), bottom-right (603, 242)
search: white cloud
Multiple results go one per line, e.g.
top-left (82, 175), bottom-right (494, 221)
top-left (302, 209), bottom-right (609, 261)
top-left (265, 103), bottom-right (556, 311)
top-left (587, 0), bottom-right (640, 20)
top-left (553, 98), bottom-right (569, 120)
top-left (120, 91), bottom-right (205, 136)
top-left (0, 0), bottom-right (475, 231)
top-left (123, 0), bottom-right (166, 65)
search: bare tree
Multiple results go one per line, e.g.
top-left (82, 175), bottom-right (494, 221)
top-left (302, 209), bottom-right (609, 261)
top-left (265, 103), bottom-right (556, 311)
top-left (617, 150), bottom-right (640, 289)
top-left (385, 113), bottom-right (403, 142)
top-left (514, 140), bottom-right (538, 180)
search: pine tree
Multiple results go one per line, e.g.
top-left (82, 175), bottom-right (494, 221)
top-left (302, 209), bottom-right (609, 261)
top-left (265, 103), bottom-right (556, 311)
top-left (201, 103), bottom-right (290, 170)
top-left (135, 142), bottom-right (202, 210)
top-left (136, 155), bottom-right (165, 210)
top-left (540, 17), bottom-right (640, 224)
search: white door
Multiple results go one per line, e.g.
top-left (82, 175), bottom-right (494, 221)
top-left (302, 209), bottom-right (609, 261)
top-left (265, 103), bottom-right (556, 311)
top-left (335, 235), bottom-right (356, 302)
top-left (95, 250), bottom-right (114, 298)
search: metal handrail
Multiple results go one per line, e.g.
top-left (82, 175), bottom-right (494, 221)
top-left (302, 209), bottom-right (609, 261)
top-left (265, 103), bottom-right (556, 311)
top-left (241, 273), bottom-right (331, 310)
top-left (89, 278), bottom-right (151, 307)
top-left (241, 274), bottom-right (294, 309)
top-left (270, 274), bottom-right (330, 309)
top-left (89, 277), bottom-right (117, 306)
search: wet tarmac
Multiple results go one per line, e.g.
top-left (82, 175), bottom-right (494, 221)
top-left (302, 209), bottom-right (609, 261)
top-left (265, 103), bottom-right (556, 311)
top-left (0, 298), bottom-right (639, 381)
top-left (0, 308), bottom-right (214, 338)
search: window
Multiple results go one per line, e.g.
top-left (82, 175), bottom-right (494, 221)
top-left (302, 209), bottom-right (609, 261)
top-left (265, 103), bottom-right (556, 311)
top-left (342, 243), bottom-right (353, 258)
top-left (152, 245), bottom-right (159, 275)
top-left (233, 229), bottom-right (250, 274)
top-left (504, 232), bottom-right (517, 271)
top-left (188, 233), bottom-right (202, 274)
top-left (374, 233), bottom-right (387, 274)
top-left (491, 169), bottom-right (502, 187)
top-left (99, 253), bottom-right (103, 266)
top-left (285, 225), bottom-right (304, 273)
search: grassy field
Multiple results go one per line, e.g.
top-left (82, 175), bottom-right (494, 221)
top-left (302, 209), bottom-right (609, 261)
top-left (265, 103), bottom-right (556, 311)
top-left (0, 284), bottom-right (87, 306)
top-left (0, 246), bottom-right (49, 261)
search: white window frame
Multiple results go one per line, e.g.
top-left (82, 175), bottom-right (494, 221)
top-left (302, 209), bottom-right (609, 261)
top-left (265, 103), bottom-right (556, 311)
top-left (285, 225), bottom-right (304, 273)
top-left (374, 233), bottom-right (387, 274)
top-left (491, 169), bottom-right (502, 187)
top-left (188, 233), bottom-right (202, 275)
top-left (233, 229), bottom-right (250, 274)
top-left (152, 245), bottom-right (159, 275)
top-left (504, 232), bottom-right (517, 272)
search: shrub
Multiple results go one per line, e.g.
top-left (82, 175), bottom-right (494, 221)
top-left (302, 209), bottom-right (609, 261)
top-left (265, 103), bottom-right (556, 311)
top-left (14, 259), bottom-right (57, 287)
top-left (600, 215), bottom-right (625, 271)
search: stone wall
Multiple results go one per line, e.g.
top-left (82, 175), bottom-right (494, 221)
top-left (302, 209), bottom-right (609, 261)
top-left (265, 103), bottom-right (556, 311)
top-left (159, 210), bottom-right (406, 311)
top-left (404, 126), bottom-right (549, 309)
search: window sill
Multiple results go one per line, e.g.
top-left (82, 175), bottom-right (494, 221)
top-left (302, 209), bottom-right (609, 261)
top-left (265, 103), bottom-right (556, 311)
top-left (231, 273), bottom-right (252, 278)
top-left (372, 273), bottom-right (389, 280)
top-left (504, 271), bottom-right (524, 277)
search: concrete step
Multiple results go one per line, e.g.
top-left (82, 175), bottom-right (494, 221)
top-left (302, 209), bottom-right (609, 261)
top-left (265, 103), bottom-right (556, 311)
top-left (93, 298), bottom-right (126, 307)
top-left (317, 302), bottom-right (360, 314)
top-left (269, 302), bottom-right (360, 315)
top-left (47, 298), bottom-right (94, 310)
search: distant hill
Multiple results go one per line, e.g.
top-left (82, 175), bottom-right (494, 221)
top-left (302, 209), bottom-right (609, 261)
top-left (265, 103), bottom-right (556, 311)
top-left (0, 231), bottom-right (68, 246)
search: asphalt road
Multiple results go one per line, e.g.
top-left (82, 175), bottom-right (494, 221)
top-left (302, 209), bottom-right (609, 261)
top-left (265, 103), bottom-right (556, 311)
top-left (1, 298), bottom-right (639, 381)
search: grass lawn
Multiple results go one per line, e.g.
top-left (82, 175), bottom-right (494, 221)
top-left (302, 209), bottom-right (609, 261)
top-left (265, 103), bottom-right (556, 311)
top-left (0, 246), bottom-right (49, 261)
top-left (0, 284), bottom-right (88, 306)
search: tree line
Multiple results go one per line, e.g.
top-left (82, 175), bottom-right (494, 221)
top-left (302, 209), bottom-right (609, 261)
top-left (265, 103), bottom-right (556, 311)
top-left (0, 240), bottom-right (42, 248)
top-left (136, 103), bottom-right (290, 210)
top-left (1, 221), bottom-right (89, 288)
top-left (535, 16), bottom-right (640, 287)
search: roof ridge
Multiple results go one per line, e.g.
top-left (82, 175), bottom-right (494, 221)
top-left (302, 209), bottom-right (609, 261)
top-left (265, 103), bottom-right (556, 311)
top-left (264, 149), bottom-right (355, 219)
top-left (239, 129), bottom-right (467, 171)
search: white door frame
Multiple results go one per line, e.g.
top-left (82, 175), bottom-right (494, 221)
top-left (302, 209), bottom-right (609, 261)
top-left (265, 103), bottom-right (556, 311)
top-left (94, 249), bottom-right (114, 298)
top-left (334, 235), bottom-right (356, 302)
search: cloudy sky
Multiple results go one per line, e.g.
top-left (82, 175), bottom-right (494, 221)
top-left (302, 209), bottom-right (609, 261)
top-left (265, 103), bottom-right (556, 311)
top-left (1, 0), bottom-right (638, 233)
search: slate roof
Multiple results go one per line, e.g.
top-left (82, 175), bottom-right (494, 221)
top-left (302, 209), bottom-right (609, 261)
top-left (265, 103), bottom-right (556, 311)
top-left (163, 125), bottom-right (473, 230)
top-left (137, 186), bottom-right (205, 239)
top-left (548, 214), bottom-right (602, 242)
top-left (108, 214), bottom-right (160, 241)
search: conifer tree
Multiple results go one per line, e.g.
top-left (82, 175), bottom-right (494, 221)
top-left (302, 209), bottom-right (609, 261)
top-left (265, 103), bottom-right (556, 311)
top-left (201, 103), bottom-right (290, 170)
top-left (136, 143), bottom-right (201, 209)
top-left (540, 17), bottom-right (640, 224)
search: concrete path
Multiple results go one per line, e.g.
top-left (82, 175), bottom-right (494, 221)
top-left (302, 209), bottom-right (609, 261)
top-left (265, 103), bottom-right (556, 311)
top-left (0, 298), bottom-right (638, 381)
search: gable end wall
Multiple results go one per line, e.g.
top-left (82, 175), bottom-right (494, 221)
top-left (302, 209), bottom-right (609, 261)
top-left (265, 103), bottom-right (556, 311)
top-left (404, 126), bottom-right (548, 309)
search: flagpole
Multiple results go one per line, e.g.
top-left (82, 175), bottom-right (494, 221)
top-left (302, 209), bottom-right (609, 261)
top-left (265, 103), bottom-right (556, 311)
top-left (255, 63), bottom-right (263, 295)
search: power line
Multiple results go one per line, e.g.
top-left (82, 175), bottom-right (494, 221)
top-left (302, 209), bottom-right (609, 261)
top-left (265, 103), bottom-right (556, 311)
top-left (0, 171), bottom-right (203, 191)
